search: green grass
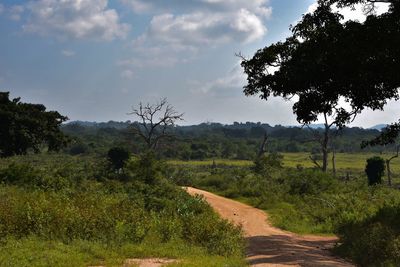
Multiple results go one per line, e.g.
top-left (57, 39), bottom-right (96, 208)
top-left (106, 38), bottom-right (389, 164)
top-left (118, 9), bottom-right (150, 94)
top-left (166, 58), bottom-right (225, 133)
top-left (0, 237), bottom-right (246, 267)
top-left (168, 152), bottom-right (400, 173)
top-left (281, 152), bottom-right (400, 172)
top-left (0, 154), bottom-right (247, 267)
top-left (168, 159), bottom-right (253, 167)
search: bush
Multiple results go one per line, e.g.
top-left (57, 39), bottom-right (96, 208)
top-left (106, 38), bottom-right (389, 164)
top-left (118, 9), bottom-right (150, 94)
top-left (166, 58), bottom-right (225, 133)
top-left (286, 169), bottom-right (338, 196)
top-left (336, 204), bottom-right (400, 266)
top-left (68, 143), bottom-right (89, 155)
top-left (107, 147), bottom-right (130, 171)
top-left (0, 155), bottom-right (246, 261)
top-left (365, 156), bottom-right (385, 186)
top-left (126, 152), bottom-right (164, 184)
top-left (253, 152), bottom-right (283, 174)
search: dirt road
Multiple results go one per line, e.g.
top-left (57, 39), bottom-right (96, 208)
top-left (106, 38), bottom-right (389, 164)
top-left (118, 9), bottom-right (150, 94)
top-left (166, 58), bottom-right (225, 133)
top-left (186, 187), bottom-right (353, 267)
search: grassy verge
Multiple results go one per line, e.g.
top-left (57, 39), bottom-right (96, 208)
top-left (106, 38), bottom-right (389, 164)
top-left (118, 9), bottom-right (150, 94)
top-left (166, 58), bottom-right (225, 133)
top-left (0, 237), bottom-right (245, 267)
top-left (0, 154), bottom-right (246, 267)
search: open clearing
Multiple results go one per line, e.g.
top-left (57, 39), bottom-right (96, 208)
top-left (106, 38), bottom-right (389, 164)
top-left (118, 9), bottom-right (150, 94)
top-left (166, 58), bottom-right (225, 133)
top-left (169, 152), bottom-right (400, 172)
top-left (187, 187), bottom-right (353, 267)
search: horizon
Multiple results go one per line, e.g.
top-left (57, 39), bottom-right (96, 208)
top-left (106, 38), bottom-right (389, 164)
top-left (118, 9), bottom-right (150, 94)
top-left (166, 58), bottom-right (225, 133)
top-left (64, 119), bottom-right (388, 130)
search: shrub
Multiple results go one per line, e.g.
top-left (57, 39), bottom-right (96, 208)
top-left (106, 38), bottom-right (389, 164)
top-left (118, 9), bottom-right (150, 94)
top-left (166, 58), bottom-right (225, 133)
top-left (253, 152), bottom-right (283, 174)
top-left (365, 156), bottom-right (385, 186)
top-left (68, 143), bottom-right (89, 155)
top-left (286, 169), bottom-right (338, 196)
top-left (107, 147), bottom-right (130, 171)
top-left (126, 152), bottom-right (164, 184)
top-left (336, 204), bottom-right (400, 266)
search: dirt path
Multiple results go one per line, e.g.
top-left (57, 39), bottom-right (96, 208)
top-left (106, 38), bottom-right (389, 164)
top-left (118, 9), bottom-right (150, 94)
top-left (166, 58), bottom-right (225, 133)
top-left (186, 187), bottom-right (353, 267)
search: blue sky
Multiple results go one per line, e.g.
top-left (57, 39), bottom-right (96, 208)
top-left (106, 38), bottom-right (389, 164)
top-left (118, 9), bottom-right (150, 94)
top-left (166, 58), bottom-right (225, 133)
top-left (0, 0), bottom-right (397, 127)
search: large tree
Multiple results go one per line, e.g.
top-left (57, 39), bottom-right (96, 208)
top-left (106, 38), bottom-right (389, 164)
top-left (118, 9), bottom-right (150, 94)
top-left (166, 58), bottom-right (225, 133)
top-left (241, 1), bottom-right (399, 172)
top-left (0, 92), bottom-right (69, 157)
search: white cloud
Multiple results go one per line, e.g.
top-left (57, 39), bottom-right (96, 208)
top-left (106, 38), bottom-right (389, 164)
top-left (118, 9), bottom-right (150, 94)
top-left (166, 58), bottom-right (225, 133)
top-left (123, 0), bottom-right (272, 16)
top-left (8, 5), bottom-right (24, 21)
top-left (120, 69), bottom-right (134, 79)
top-left (119, 0), bottom-right (270, 72)
top-left (191, 62), bottom-right (245, 97)
top-left (61, 49), bottom-right (75, 57)
top-left (145, 10), bottom-right (266, 47)
top-left (126, 0), bottom-right (270, 54)
top-left (22, 0), bottom-right (130, 41)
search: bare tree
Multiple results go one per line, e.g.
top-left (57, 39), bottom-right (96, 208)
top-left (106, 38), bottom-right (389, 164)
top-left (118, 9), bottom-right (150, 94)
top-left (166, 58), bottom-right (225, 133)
top-left (257, 132), bottom-right (269, 158)
top-left (386, 145), bottom-right (399, 186)
top-left (129, 98), bottom-right (183, 150)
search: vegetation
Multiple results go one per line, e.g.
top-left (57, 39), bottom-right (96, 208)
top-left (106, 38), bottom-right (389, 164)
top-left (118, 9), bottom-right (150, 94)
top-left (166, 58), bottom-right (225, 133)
top-left (107, 147), bottom-right (130, 171)
top-left (61, 120), bottom-right (393, 163)
top-left (0, 92), bottom-right (69, 157)
top-left (171, 155), bottom-right (400, 266)
top-left (240, 0), bottom-right (400, 172)
top-left (365, 156), bottom-right (385, 185)
top-left (0, 154), bottom-right (245, 266)
top-left (2, 0), bottom-right (400, 266)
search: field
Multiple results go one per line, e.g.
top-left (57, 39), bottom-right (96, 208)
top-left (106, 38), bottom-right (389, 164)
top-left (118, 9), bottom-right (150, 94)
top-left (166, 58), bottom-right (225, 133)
top-left (169, 152), bottom-right (400, 173)
top-left (0, 154), bottom-right (246, 267)
top-left (2, 151), bottom-right (400, 266)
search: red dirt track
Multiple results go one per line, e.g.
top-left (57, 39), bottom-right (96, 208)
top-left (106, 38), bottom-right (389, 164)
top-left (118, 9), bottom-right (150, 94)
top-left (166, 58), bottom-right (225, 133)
top-left (186, 187), bottom-right (353, 267)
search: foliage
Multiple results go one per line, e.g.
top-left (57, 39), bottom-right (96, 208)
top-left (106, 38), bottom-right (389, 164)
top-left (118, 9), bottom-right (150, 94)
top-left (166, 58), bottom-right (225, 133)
top-left (336, 204), bottom-right (400, 267)
top-left (365, 156), bottom-right (385, 185)
top-left (362, 121), bottom-right (400, 148)
top-left (0, 154), bottom-right (245, 266)
top-left (253, 152), bottom-right (283, 174)
top-left (125, 152), bottom-right (166, 184)
top-left (240, 0), bottom-right (400, 171)
top-left (62, 120), bottom-right (389, 162)
top-left (107, 147), bottom-right (130, 170)
top-left (0, 92), bottom-right (69, 157)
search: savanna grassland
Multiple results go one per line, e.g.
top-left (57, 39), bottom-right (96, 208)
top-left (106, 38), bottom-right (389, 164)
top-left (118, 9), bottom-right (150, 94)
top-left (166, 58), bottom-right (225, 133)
top-left (0, 154), bottom-right (246, 267)
top-left (169, 152), bottom-right (400, 173)
top-left (170, 153), bottom-right (400, 266)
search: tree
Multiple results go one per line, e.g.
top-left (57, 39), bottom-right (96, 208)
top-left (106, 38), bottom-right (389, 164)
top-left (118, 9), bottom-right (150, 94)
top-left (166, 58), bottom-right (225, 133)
top-left (327, 0), bottom-right (400, 141)
top-left (129, 98), bottom-right (183, 151)
top-left (240, 1), bottom-right (399, 172)
top-left (107, 147), bottom-right (130, 171)
top-left (362, 123), bottom-right (400, 186)
top-left (241, 5), bottom-right (349, 172)
top-left (365, 156), bottom-right (385, 186)
top-left (0, 92), bottom-right (69, 157)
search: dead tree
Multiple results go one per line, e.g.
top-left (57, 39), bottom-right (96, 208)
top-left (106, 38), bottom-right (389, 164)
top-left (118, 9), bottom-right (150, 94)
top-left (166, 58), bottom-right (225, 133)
top-left (386, 145), bottom-right (400, 186)
top-left (257, 132), bottom-right (269, 158)
top-left (129, 98), bottom-right (183, 150)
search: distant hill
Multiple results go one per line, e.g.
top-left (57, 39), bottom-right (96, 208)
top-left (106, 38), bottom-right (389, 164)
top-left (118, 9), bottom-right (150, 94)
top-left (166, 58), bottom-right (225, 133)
top-left (369, 124), bottom-right (387, 131)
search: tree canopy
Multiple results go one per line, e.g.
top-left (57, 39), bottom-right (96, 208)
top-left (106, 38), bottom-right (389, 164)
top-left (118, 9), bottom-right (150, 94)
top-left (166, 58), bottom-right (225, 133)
top-left (0, 92), bottom-right (69, 157)
top-left (240, 0), bottom-right (400, 171)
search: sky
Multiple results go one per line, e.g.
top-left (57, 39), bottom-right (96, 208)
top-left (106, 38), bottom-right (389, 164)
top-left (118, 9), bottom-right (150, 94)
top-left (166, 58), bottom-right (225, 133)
top-left (0, 0), bottom-right (397, 127)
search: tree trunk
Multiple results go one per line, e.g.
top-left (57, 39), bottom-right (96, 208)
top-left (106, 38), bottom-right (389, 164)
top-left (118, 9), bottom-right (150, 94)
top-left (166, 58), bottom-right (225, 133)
top-left (386, 159), bottom-right (392, 186)
top-left (386, 145), bottom-right (399, 187)
top-left (321, 123), bottom-right (329, 172)
top-left (257, 132), bottom-right (268, 158)
top-left (332, 147), bottom-right (336, 177)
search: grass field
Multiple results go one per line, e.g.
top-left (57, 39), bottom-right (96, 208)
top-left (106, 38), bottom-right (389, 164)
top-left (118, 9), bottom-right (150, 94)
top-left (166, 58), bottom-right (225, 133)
top-left (168, 152), bottom-right (400, 173)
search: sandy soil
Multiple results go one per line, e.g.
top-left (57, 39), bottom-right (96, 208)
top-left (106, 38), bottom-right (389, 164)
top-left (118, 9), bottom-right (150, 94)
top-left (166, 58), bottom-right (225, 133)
top-left (186, 187), bottom-right (354, 267)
